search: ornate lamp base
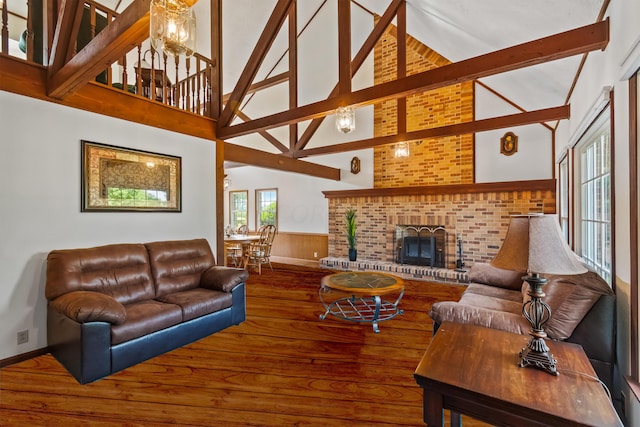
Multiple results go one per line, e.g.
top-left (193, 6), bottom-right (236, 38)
top-left (519, 273), bottom-right (559, 376)
top-left (519, 342), bottom-right (558, 375)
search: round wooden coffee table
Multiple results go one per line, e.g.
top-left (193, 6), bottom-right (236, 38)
top-left (319, 271), bottom-right (405, 333)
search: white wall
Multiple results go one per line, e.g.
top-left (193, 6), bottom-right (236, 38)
top-left (0, 91), bottom-right (218, 359)
top-left (474, 83), bottom-right (553, 182)
top-left (554, 0), bottom-right (640, 423)
top-left (224, 149), bottom-right (373, 233)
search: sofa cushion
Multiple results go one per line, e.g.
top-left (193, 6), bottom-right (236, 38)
top-left (464, 283), bottom-right (523, 303)
top-left (429, 301), bottom-right (531, 336)
top-left (459, 290), bottom-right (523, 314)
top-left (157, 288), bottom-right (233, 321)
top-left (111, 300), bottom-right (183, 344)
top-left (468, 262), bottom-right (524, 291)
top-left (46, 244), bottom-right (155, 305)
top-left (50, 291), bottom-right (126, 325)
top-left (146, 239), bottom-right (216, 297)
top-left (522, 270), bottom-right (614, 340)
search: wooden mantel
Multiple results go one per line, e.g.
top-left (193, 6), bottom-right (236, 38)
top-left (322, 179), bottom-right (556, 199)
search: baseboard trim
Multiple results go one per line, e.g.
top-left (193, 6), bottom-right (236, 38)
top-left (0, 347), bottom-right (49, 368)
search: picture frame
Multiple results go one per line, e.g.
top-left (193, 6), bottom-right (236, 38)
top-left (500, 131), bottom-right (518, 156)
top-left (81, 140), bottom-right (182, 212)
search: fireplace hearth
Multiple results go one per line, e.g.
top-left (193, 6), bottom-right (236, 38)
top-left (395, 225), bottom-right (446, 267)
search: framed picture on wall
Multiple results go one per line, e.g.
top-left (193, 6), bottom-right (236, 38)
top-left (81, 140), bottom-right (182, 212)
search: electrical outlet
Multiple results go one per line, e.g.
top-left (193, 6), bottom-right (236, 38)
top-left (17, 330), bottom-right (29, 345)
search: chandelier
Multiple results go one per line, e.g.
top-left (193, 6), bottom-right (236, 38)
top-left (149, 0), bottom-right (196, 57)
top-left (335, 106), bottom-right (356, 134)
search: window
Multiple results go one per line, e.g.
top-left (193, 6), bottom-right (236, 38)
top-left (107, 188), bottom-right (168, 207)
top-left (558, 155), bottom-right (570, 242)
top-left (256, 188), bottom-right (277, 228)
top-left (229, 191), bottom-right (248, 229)
top-left (576, 109), bottom-right (612, 284)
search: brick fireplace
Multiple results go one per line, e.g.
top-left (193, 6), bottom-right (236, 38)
top-left (323, 180), bottom-right (556, 269)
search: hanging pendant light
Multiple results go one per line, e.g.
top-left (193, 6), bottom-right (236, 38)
top-left (150, 0), bottom-right (196, 57)
top-left (394, 141), bottom-right (410, 158)
top-left (335, 106), bottom-right (356, 134)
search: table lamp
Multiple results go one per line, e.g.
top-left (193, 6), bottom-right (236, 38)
top-left (491, 214), bottom-right (587, 375)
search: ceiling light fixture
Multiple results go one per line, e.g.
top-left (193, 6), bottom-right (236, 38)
top-left (394, 141), bottom-right (410, 158)
top-left (335, 106), bottom-right (356, 134)
top-left (150, 0), bottom-right (196, 57)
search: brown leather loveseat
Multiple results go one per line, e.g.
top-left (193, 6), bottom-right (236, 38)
top-left (429, 262), bottom-right (616, 392)
top-left (46, 238), bottom-right (248, 384)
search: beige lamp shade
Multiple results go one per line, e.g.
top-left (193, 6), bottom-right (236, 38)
top-left (491, 214), bottom-right (587, 275)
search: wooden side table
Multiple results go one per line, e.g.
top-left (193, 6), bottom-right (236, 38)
top-left (414, 322), bottom-right (622, 427)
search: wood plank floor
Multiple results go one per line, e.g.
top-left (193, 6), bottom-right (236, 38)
top-left (0, 265), bottom-right (490, 426)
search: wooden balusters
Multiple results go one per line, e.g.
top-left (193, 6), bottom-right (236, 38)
top-left (136, 45), bottom-right (143, 96)
top-left (174, 54), bottom-right (180, 107)
top-left (25, 0), bottom-right (33, 61)
top-left (195, 59), bottom-right (201, 114)
top-left (120, 55), bottom-right (127, 91)
top-left (185, 57), bottom-right (191, 112)
top-left (2, 0), bottom-right (8, 54)
top-left (162, 52), bottom-right (168, 104)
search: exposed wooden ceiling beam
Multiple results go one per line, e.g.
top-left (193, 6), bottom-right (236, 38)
top-left (295, 0), bottom-right (403, 151)
top-left (217, 0), bottom-right (294, 127)
top-left (47, 0), bottom-right (151, 99)
top-left (224, 142), bottom-right (341, 181)
top-left (337, 0), bottom-right (351, 95)
top-left (210, 0), bottom-right (222, 119)
top-left (47, 0), bottom-right (83, 74)
top-left (295, 105), bottom-right (570, 158)
top-left (397, 1), bottom-right (406, 134)
top-left (288, 2), bottom-right (298, 151)
top-left (218, 19), bottom-right (609, 140)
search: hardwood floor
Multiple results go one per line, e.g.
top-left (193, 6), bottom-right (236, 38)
top-left (0, 264), bottom-right (489, 426)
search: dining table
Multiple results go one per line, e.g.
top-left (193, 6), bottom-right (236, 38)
top-left (223, 234), bottom-right (261, 267)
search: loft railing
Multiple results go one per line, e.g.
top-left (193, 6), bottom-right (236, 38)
top-left (1, 0), bottom-right (214, 118)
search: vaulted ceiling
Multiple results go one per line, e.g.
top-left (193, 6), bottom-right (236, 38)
top-left (211, 0), bottom-right (607, 167)
top-left (4, 0), bottom-right (608, 176)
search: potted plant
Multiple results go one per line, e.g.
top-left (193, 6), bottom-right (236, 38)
top-left (345, 208), bottom-right (357, 261)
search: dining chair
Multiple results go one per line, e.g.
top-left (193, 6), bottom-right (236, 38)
top-left (225, 224), bottom-right (249, 267)
top-left (245, 224), bottom-right (276, 274)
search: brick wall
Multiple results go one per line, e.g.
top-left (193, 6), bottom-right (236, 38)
top-left (327, 188), bottom-right (556, 267)
top-left (373, 25), bottom-right (474, 187)
top-left (324, 24), bottom-right (556, 267)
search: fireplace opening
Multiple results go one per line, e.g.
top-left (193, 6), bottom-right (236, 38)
top-left (395, 225), bottom-right (446, 267)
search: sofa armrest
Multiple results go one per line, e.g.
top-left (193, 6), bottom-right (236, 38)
top-left (49, 291), bottom-right (126, 325)
top-left (429, 301), bottom-right (531, 336)
top-left (201, 266), bottom-right (249, 292)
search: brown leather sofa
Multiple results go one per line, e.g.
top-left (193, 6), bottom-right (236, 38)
top-left (429, 262), bottom-right (616, 392)
top-left (46, 238), bottom-right (248, 384)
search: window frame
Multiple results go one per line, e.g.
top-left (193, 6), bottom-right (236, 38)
top-left (228, 190), bottom-right (248, 229)
top-left (558, 153), bottom-right (570, 243)
top-left (255, 188), bottom-right (278, 229)
top-left (630, 71), bottom-right (639, 386)
top-left (573, 106), bottom-right (613, 285)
